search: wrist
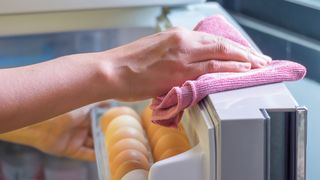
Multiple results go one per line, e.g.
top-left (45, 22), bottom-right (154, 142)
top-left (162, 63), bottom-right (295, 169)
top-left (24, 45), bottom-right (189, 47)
top-left (63, 52), bottom-right (116, 102)
top-left (87, 51), bottom-right (121, 101)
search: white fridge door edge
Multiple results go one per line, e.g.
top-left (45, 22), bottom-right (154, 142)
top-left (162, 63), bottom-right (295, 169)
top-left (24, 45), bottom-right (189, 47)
top-left (0, 0), bottom-right (205, 15)
top-left (0, 7), bottom-right (161, 37)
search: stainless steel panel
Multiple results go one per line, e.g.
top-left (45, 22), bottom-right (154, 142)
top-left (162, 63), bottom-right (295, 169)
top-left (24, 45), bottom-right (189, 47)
top-left (296, 107), bottom-right (307, 180)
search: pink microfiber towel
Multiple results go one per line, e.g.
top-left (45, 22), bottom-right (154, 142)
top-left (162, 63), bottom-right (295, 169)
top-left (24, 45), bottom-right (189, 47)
top-left (151, 15), bottom-right (306, 127)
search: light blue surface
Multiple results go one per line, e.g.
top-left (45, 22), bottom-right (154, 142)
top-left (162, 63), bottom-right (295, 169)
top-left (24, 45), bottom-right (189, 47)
top-left (0, 36), bottom-right (56, 68)
top-left (286, 79), bottom-right (320, 180)
top-left (0, 28), bottom-right (154, 68)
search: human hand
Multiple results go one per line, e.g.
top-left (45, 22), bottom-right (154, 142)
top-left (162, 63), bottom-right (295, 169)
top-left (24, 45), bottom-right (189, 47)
top-left (0, 104), bottom-right (98, 161)
top-left (36, 105), bottom-right (95, 161)
top-left (100, 27), bottom-right (272, 101)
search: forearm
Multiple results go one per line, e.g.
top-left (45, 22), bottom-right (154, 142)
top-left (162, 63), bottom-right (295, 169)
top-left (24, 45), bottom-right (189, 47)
top-left (0, 53), bottom-right (109, 133)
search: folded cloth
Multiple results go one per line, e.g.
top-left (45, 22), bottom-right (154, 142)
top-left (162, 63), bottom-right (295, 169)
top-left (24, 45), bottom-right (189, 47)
top-left (150, 15), bottom-right (307, 128)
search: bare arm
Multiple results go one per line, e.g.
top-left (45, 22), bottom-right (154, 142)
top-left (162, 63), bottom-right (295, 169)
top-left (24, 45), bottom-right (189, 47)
top-left (0, 27), bottom-right (271, 133)
top-left (0, 53), bottom-right (108, 132)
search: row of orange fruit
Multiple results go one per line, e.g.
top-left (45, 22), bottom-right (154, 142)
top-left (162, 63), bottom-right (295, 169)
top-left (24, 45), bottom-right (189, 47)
top-left (99, 106), bottom-right (191, 180)
top-left (100, 107), bottom-right (151, 180)
top-left (141, 107), bottom-right (191, 162)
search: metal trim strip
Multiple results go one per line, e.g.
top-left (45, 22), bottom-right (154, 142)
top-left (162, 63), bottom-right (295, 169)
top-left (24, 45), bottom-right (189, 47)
top-left (295, 106), bottom-right (307, 180)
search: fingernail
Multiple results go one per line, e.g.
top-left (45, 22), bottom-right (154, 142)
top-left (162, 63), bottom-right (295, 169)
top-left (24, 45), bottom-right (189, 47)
top-left (254, 59), bottom-right (267, 68)
top-left (263, 55), bottom-right (272, 63)
top-left (259, 60), bottom-right (267, 67)
top-left (255, 53), bottom-right (272, 63)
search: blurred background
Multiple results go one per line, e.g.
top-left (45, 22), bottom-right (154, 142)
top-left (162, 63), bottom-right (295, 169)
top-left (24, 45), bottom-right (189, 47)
top-left (0, 0), bottom-right (319, 179)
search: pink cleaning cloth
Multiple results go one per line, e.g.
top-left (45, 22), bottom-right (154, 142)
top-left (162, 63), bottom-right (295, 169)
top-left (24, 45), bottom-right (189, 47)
top-left (150, 15), bottom-right (306, 127)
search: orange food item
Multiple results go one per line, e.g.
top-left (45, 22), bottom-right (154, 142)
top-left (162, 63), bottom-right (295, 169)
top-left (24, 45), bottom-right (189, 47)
top-left (108, 138), bottom-right (149, 162)
top-left (110, 149), bottom-right (149, 175)
top-left (106, 115), bottom-right (143, 138)
top-left (141, 106), bottom-right (153, 129)
top-left (113, 160), bottom-right (149, 180)
top-left (107, 127), bottom-right (148, 147)
top-left (121, 169), bottom-right (148, 180)
top-left (150, 126), bottom-right (187, 147)
top-left (146, 123), bottom-right (162, 140)
top-left (100, 107), bottom-right (140, 132)
top-left (140, 106), bottom-right (191, 162)
top-left (153, 133), bottom-right (191, 162)
top-left (158, 147), bottom-right (188, 161)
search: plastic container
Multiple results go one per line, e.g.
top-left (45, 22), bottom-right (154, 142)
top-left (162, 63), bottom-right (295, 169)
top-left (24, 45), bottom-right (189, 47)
top-left (91, 102), bottom-right (215, 180)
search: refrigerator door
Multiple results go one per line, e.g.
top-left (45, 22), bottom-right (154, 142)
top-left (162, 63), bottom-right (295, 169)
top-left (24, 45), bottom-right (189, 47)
top-left (0, 7), bottom-right (162, 37)
top-left (0, 0), bottom-right (205, 14)
top-left (163, 2), bottom-right (307, 180)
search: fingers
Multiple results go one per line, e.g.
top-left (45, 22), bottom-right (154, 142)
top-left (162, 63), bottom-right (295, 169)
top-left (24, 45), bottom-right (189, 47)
top-left (84, 136), bottom-right (94, 148)
top-left (192, 60), bottom-right (252, 74)
top-left (71, 147), bottom-right (96, 161)
top-left (189, 32), bottom-right (272, 68)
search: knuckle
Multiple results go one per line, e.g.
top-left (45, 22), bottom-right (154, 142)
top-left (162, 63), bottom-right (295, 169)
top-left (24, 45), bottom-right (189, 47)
top-left (169, 27), bottom-right (188, 44)
top-left (233, 62), bottom-right (242, 71)
top-left (206, 61), bottom-right (219, 73)
top-left (213, 61), bottom-right (222, 71)
top-left (199, 63), bottom-right (207, 73)
top-left (215, 36), bottom-right (229, 54)
top-left (245, 48), bottom-right (254, 61)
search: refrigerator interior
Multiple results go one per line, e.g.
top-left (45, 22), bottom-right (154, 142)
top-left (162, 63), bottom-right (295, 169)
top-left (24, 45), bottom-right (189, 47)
top-left (0, 27), bottom-right (156, 180)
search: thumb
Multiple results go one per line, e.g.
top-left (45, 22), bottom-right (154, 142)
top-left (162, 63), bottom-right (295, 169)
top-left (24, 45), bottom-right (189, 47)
top-left (71, 147), bottom-right (96, 161)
